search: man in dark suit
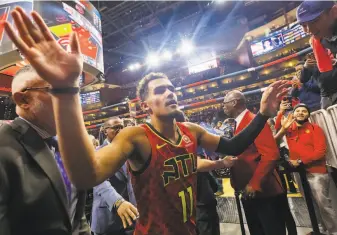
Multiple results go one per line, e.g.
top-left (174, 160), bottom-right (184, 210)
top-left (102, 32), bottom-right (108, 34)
top-left (223, 90), bottom-right (293, 235)
top-left (91, 117), bottom-right (138, 235)
top-left (0, 65), bottom-right (90, 235)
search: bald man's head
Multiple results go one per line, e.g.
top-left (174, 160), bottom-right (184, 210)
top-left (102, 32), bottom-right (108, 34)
top-left (224, 90), bottom-right (246, 104)
top-left (12, 65), bottom-right (44, 95)
top-left (11, 65), bottom-right (56, 135)
top-left (223, 90), bottom-right (247, 118)
top-left (103, 117), bottom-right (123, 129)
top-left (103, 117), bottom-right (124, 142)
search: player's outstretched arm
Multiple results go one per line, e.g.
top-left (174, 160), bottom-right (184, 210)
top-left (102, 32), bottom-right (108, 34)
top-left (191, 81), bottom-right (289, 156)
top-left (3, 8), bottom-right (136, 190)
top-left (189, 117), bottom-right (268, 156)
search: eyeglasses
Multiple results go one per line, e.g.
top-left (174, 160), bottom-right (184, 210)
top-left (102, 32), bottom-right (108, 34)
top-left (21, 86), bottom-right (51, 92)
top-left (223, 99), bottom-right (239, 105)
top-left (104, 125), bottom-right (123, 131)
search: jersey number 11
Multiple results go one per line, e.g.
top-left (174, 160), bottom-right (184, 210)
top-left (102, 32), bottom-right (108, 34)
top-left (178, 186), bottom-right (193, 223)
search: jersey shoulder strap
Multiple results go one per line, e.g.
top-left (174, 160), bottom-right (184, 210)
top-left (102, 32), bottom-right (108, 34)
top-left (176, 122), bottom-right (197, 145)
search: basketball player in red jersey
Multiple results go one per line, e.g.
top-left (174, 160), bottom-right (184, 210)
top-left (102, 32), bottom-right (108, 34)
top-left (4, 8), bottom-right (289, 235)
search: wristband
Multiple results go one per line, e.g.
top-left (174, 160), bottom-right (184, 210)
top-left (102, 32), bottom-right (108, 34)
top-left (50, 87), bottom-right (80, 95)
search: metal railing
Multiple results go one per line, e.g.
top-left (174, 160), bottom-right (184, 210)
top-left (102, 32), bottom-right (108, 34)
top-left (310, 106), bottom-right (337, 169)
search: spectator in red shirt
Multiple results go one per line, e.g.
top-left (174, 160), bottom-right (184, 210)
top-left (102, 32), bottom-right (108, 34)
top-left (275, 104), bottom-right (337, 235)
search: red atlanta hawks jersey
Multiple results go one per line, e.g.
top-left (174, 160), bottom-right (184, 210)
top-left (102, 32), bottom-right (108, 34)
top-left (130, 122), bottom-right (198, 235)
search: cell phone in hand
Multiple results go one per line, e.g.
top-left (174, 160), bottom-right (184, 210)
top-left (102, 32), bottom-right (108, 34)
top-left (282, 96), bottom-right (293, 111)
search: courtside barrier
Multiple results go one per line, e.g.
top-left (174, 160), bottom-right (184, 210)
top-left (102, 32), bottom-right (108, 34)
top-left (84, 47), bottom-right (312, 117)
top-left (310, 109), bottom-right (337, 169)
top-left (326, 104), bottom-right (337, 168)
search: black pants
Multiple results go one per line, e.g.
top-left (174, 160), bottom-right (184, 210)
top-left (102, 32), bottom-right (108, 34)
top-left (196, 204), bottom-right (220, 235)
top-left (279, 193), bottom-right (297, 235)
top-left (328, 166), bottom-right (337, 189)
top-left (241, 194), bottom-right (289, 235)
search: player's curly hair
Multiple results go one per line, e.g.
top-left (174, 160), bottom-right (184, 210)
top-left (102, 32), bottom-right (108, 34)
top-left (136, 72), bottom-right (168, 101)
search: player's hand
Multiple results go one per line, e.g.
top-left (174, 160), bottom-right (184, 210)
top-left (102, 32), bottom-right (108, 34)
top-left (242, 185), bottom-right (256, 199)
top-left (259, 80), bottom-right (291, 117)
top-left (220, 156), bottom-right (238, 168)
top-left (4, 7), bottom-right (83, 88)
top-left (117, 201), bottom-right (139, 228)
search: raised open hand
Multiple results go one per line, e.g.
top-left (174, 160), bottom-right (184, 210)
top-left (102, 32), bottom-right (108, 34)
top-left (3, 7), bottom-right (83, 88)
top-left (281, 113), bottom-right (295, 130)
top-left (259, 80), bottom-right (291, 117)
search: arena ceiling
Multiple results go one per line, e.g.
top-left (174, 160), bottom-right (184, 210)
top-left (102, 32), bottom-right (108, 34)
top-left (92, 1), bottom-right (300, 77)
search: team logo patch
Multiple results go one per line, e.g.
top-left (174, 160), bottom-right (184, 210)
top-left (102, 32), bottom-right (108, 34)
top-left (182, 135), bottom-right (191, 144)
top-left (305, 129), bottom-right (310, 134)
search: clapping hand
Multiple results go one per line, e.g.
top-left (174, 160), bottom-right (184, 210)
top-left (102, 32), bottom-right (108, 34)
top-left (3, 7), bottom-right (83, 88)
top-left (281, 113), bottom-right (295, 130)
top-left (259, 81), bottom-right (291, 117)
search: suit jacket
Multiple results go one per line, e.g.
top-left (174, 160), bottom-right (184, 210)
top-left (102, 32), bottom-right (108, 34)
top-left (231, 111), bottom-right (284, 198)
top-left (91, 140), bottom-right (136, 234)
top-left (0, 118), bottom-right (90, 235)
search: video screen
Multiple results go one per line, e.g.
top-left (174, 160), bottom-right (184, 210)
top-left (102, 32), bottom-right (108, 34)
top-left (34, 1), bottom-right (103, 73)
top-left (251, 33), bottom-right (284, 57)
top-left (0, 1), bottom-right (103, 73)
top-left (0, 1), bottom-right (33, 55)
top-left (80, 90), bottom-right (101, 105)
top-left (283, 24), bottom-right (308, 45)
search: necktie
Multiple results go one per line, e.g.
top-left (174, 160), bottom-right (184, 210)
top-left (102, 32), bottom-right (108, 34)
top-left (46, 137), bottom-right (72, 203)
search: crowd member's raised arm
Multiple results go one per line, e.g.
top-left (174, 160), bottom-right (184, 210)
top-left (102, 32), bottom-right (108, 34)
top-left (3, 8), bottom-right (136, 189)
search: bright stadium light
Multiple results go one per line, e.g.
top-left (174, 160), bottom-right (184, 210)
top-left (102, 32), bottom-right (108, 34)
top-left (162, 50), bottom-right (172, 60)
top-left (134, 63), bottom-right (141, 69)
top-left (179, 40), bottom-right (194, 55)
top-left (146, 53), bottom-right (160, 67)
top-left (216, 0), bottom-right (226, 3)
top-left (128, 62), bottom-right (141, 71)
top-left (128, 64), bottom-right (135, 71)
